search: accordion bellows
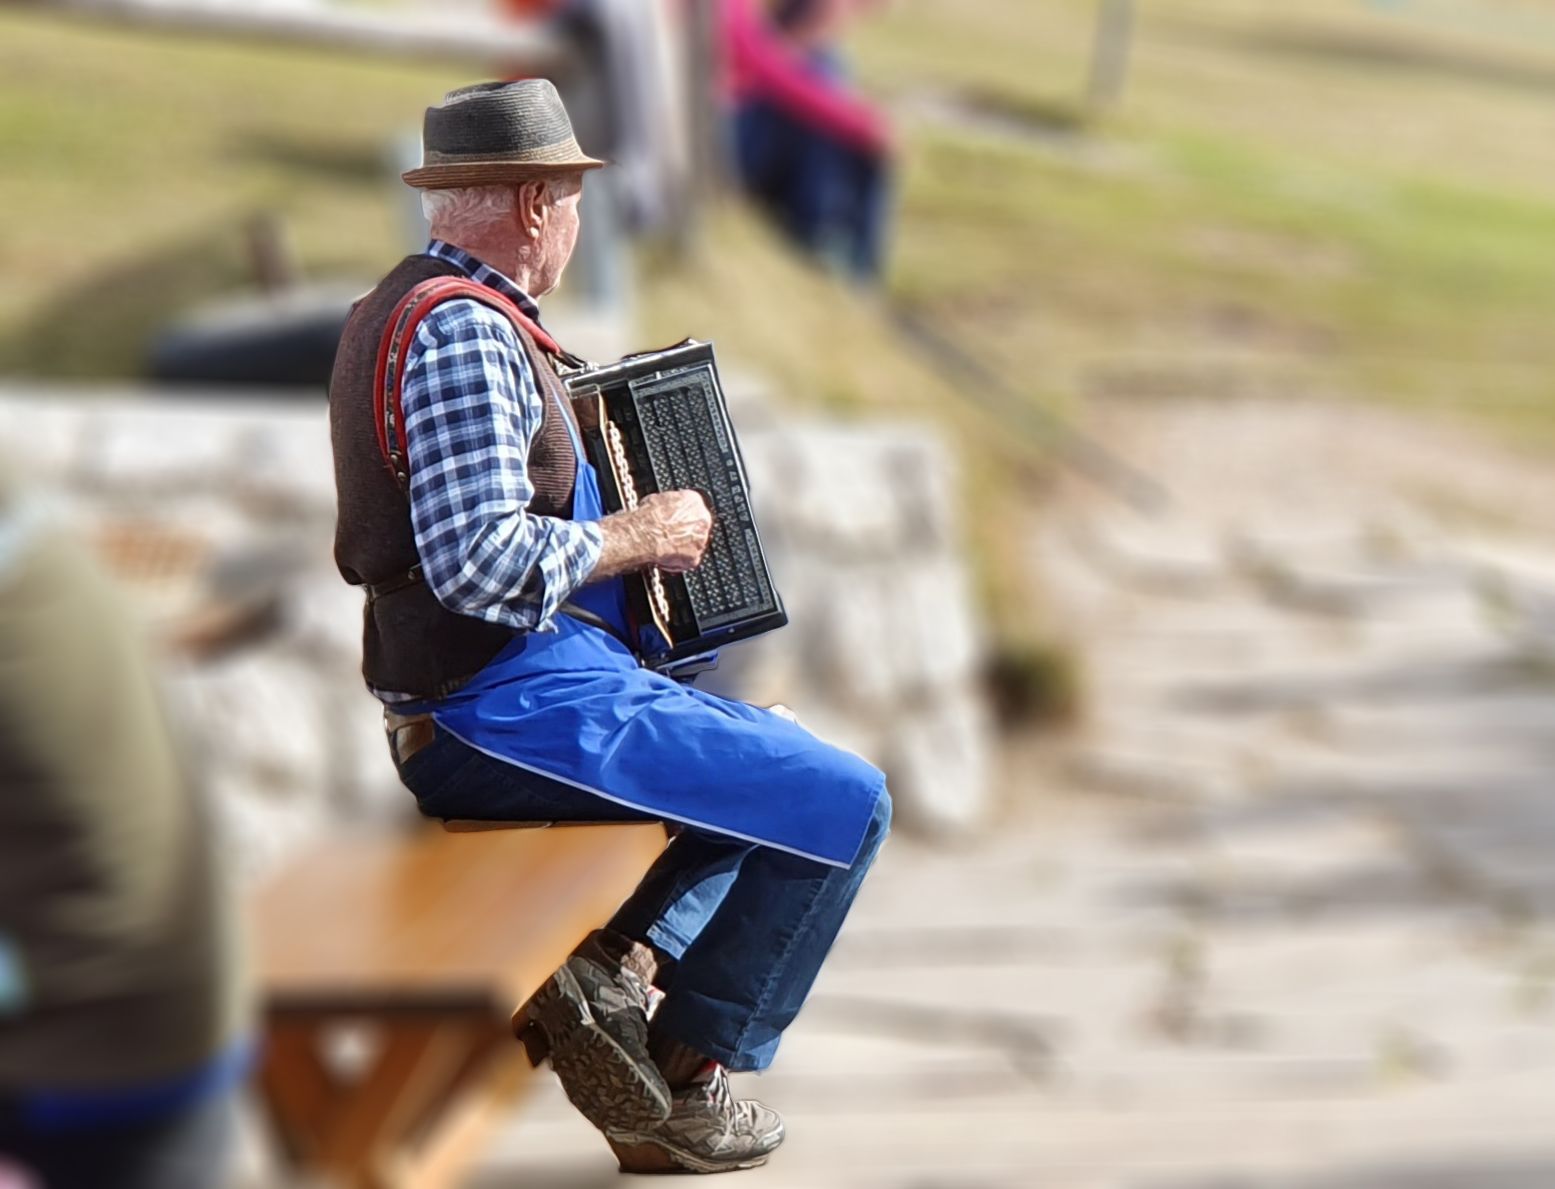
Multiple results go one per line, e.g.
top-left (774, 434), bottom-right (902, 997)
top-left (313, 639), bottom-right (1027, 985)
top-left (565, 342), bottom-right (788, 667)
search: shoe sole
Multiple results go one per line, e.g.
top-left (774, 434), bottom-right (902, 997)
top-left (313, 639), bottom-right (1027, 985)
top-left (515, 965), bottom-right (672, 1133)
top-left (606, 1134), bottom-right (774, 1175)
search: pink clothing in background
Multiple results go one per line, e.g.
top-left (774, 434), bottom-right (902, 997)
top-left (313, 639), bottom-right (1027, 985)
top-left (720, 0), bottom-right (889, 156)
top-left (0, 1164), bottom-right (39, 1189)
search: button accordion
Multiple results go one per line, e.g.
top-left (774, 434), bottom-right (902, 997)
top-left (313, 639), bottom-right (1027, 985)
top-left (565, 341), bottom-right (787, 668)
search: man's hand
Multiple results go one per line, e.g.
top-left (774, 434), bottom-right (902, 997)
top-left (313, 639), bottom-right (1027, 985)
top-left (591, 490), bottom-right (713, 581)
top-left (637, 491), bottom-right (714, 573)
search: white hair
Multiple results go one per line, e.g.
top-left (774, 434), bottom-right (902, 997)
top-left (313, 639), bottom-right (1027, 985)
top-left (421, 185), bottom-right (515, 234)
top-left (421, 176), bottom-right (583, 235)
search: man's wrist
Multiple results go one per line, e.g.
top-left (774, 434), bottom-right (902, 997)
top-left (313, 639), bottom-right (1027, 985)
top-left (591, 506), bottom-right (660, 582)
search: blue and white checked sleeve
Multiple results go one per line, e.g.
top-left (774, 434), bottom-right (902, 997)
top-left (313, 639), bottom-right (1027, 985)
top-left (400, 300), bottom-right (603, 632)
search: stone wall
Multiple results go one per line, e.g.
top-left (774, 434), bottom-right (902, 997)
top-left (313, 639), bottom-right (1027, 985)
top-left (0, 384), bottom-right (991, 877)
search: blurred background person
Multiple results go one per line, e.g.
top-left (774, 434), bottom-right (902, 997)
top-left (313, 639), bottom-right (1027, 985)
top-left (0, 471), bottom-right (251, 1189)
top-left (725, 0), bottom-right (896, 282)
top-left (493, 0), bottom-right (692, 237)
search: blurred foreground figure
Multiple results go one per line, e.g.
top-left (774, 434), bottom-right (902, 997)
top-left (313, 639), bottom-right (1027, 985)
top-left (726, 0), bottom-right (895, 281)
top-left (0, 475), bottom-right (250, 1188)
top-left (330, 80), bottom-right (890, 1174)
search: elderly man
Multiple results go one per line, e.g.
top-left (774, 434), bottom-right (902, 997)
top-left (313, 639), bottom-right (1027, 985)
top-left (328, 80), bottom-right (890, 1174)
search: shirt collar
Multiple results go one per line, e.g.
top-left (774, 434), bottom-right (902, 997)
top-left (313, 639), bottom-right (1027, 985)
top-left (426, 240), bottom-right (543, 322)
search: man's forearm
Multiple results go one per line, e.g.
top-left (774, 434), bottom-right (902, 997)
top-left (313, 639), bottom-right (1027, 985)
top-left (590, 507), bottom-right (662, 582)
top-left (585, 489), bottom-right (714, 584)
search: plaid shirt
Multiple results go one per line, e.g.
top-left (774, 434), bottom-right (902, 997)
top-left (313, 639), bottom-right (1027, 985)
top-left (399, 241), bottom-right (603, 640)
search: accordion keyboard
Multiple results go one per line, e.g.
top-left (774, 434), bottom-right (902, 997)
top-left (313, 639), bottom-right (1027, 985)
top-left (632, 368), bottom-right (777, 631)
top-left (567, 341), bottom-right (787, 666)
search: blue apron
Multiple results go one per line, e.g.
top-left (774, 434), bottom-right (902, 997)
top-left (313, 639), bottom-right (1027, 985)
top-left (426, 393), bottom-right (883, 869)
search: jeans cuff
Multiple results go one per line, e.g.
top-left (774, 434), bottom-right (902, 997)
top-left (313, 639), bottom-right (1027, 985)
top-left (651, 989), bottom-right (779, 1074)
top-left (645, 922), bottom-right (694, 961)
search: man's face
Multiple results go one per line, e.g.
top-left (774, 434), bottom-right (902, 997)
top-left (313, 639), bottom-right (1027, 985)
top-left (531, 174), bottom-right (584, 298)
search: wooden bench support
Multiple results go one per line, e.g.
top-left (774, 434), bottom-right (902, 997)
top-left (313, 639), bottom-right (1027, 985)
top-left (260, 1009), bottom-right (525, 1189)
top-left (252, 822), bottom-right (667, 1189)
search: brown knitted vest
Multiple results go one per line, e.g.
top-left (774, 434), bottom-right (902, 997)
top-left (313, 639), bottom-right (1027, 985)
top-left (329, 254), bottom-right (579, 698)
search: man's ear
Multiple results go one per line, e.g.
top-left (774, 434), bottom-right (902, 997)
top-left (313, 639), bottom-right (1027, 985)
top-left (516, 180), bottom-right (547, 241)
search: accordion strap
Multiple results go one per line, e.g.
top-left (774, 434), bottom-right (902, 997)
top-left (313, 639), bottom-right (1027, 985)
top-left (373, 275), bottom-right (584, 492)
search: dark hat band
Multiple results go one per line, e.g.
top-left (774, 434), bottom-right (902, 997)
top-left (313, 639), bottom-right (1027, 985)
top-left (422, 139), bottom-right (594, 167)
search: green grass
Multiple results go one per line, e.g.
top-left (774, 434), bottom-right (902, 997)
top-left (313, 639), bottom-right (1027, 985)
top-left (0, 10), bottom-right (464, 375)
top-left (861, 0), bottom-right (1555, 435)
top-left (8, 1), bottom-right (1555, 424)
top-left (888, 109), bottom-right (1555, 429)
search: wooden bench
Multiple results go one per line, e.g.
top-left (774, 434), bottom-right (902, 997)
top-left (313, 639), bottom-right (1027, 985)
top-left (252, 819), bottom-right (666, 1189)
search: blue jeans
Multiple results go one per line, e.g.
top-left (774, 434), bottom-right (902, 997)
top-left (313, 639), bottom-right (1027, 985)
top-left (397, 727), bottom-right (891, 1072)
top-left (733, 99), bottom-right (893, 282)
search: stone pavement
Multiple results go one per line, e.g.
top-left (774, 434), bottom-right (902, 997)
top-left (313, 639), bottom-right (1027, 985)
top-left (470, 397), bottom-right (1555, 1187)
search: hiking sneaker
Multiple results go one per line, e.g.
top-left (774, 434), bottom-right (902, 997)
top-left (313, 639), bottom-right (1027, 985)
top-left (605, 1064), bottom-right (785, 1175)
top-left (513, 939), bottom-right (671, 1133)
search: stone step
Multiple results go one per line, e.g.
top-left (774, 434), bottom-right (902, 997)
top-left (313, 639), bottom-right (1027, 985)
top-left (1289, 693), bottom-right (1555, 753)
top-left (1158, 643), bottom-right (1548, 718)
top-left (1064, 743), bottom-right (1249, 805)
top-left (1063, 515), bottom-right (1236, 597)
top-left (1245, 558), bottom-right (1479, 620)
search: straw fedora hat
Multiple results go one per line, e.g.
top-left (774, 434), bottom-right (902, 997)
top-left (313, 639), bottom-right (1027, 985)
top-left (401, 79), bottom-right (607, 189)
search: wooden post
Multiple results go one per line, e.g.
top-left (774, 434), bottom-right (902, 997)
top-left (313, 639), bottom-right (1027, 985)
top-left (555, 53), bottom-right (629, 312)
top-left (684, 0), bottom-right (726, 206)
top-left (1086, 0), bottom-right (1135, 113)
top-left (245, 212), bottom-right (299, 295)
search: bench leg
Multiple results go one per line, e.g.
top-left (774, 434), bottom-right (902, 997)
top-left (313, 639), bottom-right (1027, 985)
top-left (258, 1011), bottom-right (529, 1189)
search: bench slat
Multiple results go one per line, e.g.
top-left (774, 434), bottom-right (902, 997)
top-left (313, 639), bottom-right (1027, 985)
top-left (252, 821), bottom-right (667, 1015)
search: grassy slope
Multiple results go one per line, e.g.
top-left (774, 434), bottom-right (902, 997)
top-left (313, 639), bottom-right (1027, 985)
top-left (860, 0), bottom-right (1555, 434)
top-left (13, 0), bottom-right (1555, 418)
top-left (0, 11), bottom-right (463, 375)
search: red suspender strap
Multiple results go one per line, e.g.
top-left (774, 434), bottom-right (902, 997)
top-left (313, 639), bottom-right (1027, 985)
top-left (372, 276), bottom-right (568, 490)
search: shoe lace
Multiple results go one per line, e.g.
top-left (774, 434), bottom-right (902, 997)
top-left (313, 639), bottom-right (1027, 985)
top-left (696, 1062), bottom-right (732, 1106)
top-left (616, 963), bottom-right (654, 1014)
top-left (696, 1064), bottom-right (766, 1136)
